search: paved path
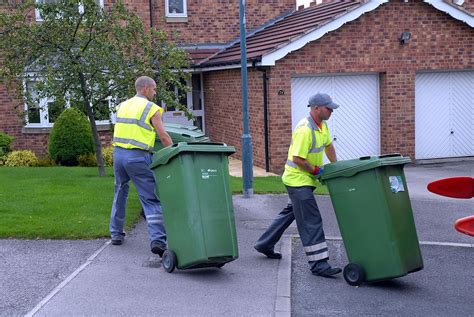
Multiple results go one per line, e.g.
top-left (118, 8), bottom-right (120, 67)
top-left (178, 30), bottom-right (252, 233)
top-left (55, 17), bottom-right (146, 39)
top-left (1, 160), bottom-right (472, 316)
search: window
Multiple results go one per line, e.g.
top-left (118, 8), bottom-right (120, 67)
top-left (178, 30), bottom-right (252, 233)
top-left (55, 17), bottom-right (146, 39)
top-left (24, 81), bottom-right (66, 126)
top-left (165, 0), bottom-right (187, 18)
top-left (35, 0), bottom-right (104, 21)
top-left (24, 80), bottom-right (115, 128)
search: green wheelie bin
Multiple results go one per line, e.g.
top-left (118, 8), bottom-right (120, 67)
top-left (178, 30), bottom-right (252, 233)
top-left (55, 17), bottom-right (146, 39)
top-left (319, 154), bottom-right (423, 286)
top-left (150, 142), bottom-right (238, 273)
top-left (154, 123), bottom-right (210, 152)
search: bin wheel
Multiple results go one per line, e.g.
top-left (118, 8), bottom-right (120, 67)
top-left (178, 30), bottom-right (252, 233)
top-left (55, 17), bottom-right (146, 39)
top-left (216, 263), bottom-right (225, 269)
top-left (162, 250), bottom-right (177, 273)
top-left (343, 263), bottom-right (365, 286)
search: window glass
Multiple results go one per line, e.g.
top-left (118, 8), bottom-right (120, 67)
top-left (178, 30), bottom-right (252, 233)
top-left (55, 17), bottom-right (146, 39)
top-left (192, 74), bottom-right (202, 111)
top-left (25, 81), bottom-right (41, 124)
top-left (194, 116), bottom-right (203, 130)
top-left (47, 100), bottom-right (66, 123)
top-left (168, 0), bottom-right (184, 14)
top-left (27, 107), bottom-right (41, 124)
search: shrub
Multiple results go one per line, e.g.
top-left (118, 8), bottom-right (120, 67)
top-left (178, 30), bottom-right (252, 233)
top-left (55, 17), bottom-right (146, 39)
top-left (4, 150), bottom-right (39, 167)
top-left (78, 153), bottom-right (97, 167)
top-left (103, 146), bottom-right (114, 167)
top-left (48, 108), bottom-right (94, 166)
top-left (36, 156), bottom-right (57, 167)
top-left (77, 146), bottom-right (113, 167)
top-left (0, 132), bottom-right (15, 164)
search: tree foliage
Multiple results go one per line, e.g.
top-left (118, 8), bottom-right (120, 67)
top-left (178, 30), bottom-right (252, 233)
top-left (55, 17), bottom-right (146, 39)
top-left (0, 0), bottom-right (190, 176)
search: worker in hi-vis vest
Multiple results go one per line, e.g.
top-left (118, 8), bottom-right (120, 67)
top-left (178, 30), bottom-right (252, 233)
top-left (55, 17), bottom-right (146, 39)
top-left (110, 76), bottom-right (172, 257)
top-left (255, 92), bottom-right (342, 277)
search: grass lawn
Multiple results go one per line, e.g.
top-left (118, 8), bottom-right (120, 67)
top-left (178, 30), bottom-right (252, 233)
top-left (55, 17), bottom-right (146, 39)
top-left (0, 167), bottom-right (327, 239)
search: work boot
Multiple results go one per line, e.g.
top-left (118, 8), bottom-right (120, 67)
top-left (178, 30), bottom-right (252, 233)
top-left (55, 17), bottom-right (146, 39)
top-left (111, 233), bottom-right (125, 245)
top-left (254, 245), bottom-right (282, 259)
top-left (150, 240), bottom-right (166, 257)
top-left (312, 267), bottom-right (342, 277)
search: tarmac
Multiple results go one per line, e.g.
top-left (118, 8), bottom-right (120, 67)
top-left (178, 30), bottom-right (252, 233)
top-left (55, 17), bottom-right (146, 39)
top-left (0, 158), bottom-right (473, 316)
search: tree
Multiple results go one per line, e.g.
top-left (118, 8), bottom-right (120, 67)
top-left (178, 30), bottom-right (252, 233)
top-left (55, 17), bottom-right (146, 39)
top-left (0, 0), bottom-right (190, 176)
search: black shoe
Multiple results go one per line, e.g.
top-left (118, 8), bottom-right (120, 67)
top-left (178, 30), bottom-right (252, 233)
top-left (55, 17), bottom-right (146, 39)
top-left (312, 267), bottom-right (342, 277)
top-left (254, 245), bottom-right (282, 259)
top-left (111, 235), bottom-right (124, 245)
top-left (151, 241), bottom-right (166, 257)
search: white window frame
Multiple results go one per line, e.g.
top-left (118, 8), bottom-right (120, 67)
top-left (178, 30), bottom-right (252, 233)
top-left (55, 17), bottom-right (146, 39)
top-left (35, 0), bottom-right (105, 22)
top-left (165, 0), bottom-right (187, 18)
top-left (23, 78), bottom-right (115, 128)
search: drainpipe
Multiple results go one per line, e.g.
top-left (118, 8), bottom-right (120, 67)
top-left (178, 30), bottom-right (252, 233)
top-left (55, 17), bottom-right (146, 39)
top-left (149, 0), bottom-right (154, 28)
top-left (255, 65), bottom-right (270, 172)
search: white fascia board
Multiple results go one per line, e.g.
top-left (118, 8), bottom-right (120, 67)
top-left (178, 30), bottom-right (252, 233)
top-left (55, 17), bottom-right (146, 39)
top-left (424, 0), bottom-right (474, 27)
top-left (261, 0), bottom-right (388, 66)
top-left (186, 63), bottom-right (259, 73)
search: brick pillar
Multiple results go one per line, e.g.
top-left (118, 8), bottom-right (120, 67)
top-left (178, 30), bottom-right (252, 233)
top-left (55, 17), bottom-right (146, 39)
top-left (380, 70), bottom-right (416, 159)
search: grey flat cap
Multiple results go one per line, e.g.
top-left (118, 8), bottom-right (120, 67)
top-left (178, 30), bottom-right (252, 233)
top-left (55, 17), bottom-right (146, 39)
top-left (307, 93), bottom-right (340, 109)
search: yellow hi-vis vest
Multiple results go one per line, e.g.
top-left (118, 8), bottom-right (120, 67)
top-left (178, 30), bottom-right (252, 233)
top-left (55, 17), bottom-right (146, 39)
top-left (112, 95), bottom-right (164, 152)
top-left (282, 116), bottom-right (332, 187)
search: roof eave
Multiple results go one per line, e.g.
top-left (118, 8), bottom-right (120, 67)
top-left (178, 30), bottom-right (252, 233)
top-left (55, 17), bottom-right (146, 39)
top-left (261, 0), bottom-right (388, 66)
top-left (424, 0), bottom-right (474, 27)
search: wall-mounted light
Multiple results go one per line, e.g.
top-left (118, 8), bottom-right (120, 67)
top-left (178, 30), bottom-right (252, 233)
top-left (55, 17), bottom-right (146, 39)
top-left (400, 31), bottom-right (411, 45)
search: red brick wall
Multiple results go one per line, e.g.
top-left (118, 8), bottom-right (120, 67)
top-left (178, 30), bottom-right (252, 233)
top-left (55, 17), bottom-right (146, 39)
top-left (203, 0), bottom-right (474, 173)
top-left (153, 0), bottom-right (295, 44)
top-left (203, 68), bottom-right (267, 167)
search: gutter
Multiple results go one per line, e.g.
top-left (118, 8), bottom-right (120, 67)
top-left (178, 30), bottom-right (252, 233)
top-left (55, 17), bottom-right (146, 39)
top-left (149, 0), bottom-right (154, 28)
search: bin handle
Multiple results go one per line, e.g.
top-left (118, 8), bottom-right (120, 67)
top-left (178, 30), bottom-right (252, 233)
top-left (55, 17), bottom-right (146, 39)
top-left (175, 141), bottom-right (228, 146)
top-left (379, 153), bottom-right (402, 159)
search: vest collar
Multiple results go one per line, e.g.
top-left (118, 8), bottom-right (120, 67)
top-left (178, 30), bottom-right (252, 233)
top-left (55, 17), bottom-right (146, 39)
top-left (307, 115), bottom-right (321, 131)
top-left (135, 93), bottom-right (149, 100)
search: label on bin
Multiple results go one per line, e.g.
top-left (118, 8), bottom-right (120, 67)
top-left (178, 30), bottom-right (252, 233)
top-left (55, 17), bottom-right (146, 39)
top-left (201, 168), bottom-right (218, 179)
top-left (389, 176), bottom-right (405, 193)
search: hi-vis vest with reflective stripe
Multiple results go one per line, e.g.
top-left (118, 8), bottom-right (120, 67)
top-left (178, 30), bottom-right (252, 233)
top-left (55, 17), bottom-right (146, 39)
top-left (282, 116), bottom-right (332, 187)
top-left (113, 96), bottom-right (164, 152)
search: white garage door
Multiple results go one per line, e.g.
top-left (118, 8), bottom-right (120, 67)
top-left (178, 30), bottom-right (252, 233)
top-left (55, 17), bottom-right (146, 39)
top-left (415, 72), bottom-right (474, 159)
top-left (291, 74), bottom-right (380, 161)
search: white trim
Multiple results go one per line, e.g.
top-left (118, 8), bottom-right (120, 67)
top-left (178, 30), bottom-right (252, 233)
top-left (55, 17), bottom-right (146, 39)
top-left (187, 63), bottom-right (256, 73)
top-left (261, 1), bottom-right (388, 66)
top-left (424, 0), bottom-right (474, 27)
top-left (165, 0), bottom-right (188, 18)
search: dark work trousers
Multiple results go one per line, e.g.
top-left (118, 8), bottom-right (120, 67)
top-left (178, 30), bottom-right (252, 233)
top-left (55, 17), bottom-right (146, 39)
top-left (110, 147), bottom-right (166, 245)
top-left (255, 185), bottom-right (330, 272)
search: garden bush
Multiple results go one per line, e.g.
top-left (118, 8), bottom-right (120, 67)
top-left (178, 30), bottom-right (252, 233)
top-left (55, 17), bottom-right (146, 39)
top-left (48, 108), bottom-right (94, 166)
top-left (77, 146), bottom-right (114, 167)
top-left (36, 156), bottom-right (56, 167)
top-left (4, 150), bottom-right (39, 167)
top-left (0, 131), bottom-right (15, 164)
top-left (78, 153), bottom-right (97, 167)
top-left (103, 146), bottom-right (114, 167)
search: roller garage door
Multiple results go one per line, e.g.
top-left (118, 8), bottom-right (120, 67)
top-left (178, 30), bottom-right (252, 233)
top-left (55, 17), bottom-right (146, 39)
top-left (415, 71), bottom-right (474, 159)
top-left (291, 74), bottom-right (380, 161)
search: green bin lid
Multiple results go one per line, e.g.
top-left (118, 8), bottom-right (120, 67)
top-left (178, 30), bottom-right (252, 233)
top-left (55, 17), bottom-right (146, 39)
top-left (164, 123), bottom-right (209, 142)
top-left (150, 142), bottom-right (236, 169)
top-left (320, 153), bottom-right (411, 180)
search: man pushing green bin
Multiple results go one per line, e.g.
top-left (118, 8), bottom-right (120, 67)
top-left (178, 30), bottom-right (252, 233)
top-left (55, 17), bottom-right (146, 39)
top-left (319, 154), bottom-right (424, 286)
top-left (150, 142), bottom-right (238, 272)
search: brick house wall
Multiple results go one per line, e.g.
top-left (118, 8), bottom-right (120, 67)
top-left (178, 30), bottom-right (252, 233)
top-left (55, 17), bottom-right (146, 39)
top-left (0, 0), bottom-right (294, 158)
top-left (203, 68), bottom-right (267, 167)
top-left (202, 0), bottom-right (474, 174)
top-left (152, 0), bottom-right (295, 44)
